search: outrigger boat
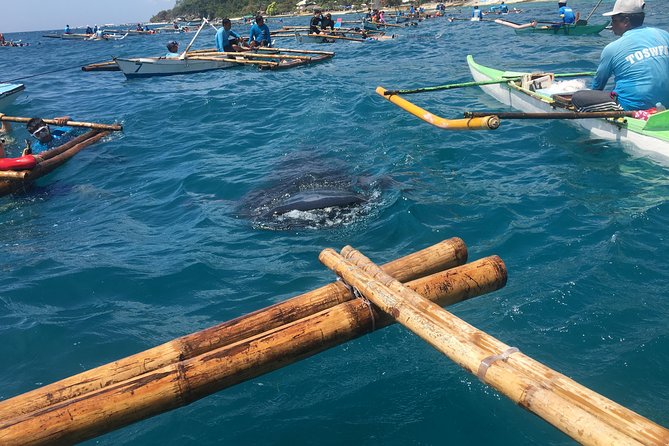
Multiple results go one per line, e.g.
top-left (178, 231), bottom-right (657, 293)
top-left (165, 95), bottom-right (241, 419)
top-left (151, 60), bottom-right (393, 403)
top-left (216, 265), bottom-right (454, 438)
top-left (0, 83), bottom-right (25, 111)
top-left (114, 56), bottom-right (237, 78)
top-left (0, 117), bottom-right (121, 197)
top-left (466, 55), bottom-right (669, 161)
top-left (375, 56), bottom-right (669, 162)
top-left (495, 18), bottom-right (609, 35)
top-left (294, 32), bottom-right (366, 43)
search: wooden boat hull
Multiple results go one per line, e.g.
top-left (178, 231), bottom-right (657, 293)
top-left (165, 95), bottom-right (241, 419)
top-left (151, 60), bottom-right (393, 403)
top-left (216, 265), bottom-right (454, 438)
top-left (515, 22), bottom-right (608, 35)
top-left (294, 33), bottom-right (339, 43)
top-left (467, 55), bottom-right (669, 163)
top-left (114, 57), bottom-right (236, 78)
top-left (0, 83), bottom-right (25, 111)
top-left (0, 129), bottom-right (109, 197)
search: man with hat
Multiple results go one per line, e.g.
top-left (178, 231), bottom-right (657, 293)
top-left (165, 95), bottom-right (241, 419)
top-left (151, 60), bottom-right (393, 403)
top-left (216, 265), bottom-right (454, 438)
top-left (558, 1), bottom-right (578, 24)
top-left (165, 40), bottom-right (180, 58)
top-left (591, 0), bottom-right (669, 110)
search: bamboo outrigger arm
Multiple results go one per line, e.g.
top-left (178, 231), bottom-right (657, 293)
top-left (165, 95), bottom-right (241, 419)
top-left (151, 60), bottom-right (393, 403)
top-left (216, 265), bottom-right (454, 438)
top-left (376, 87), bottom-right (500, 130)
top-left (320, 247), bottom-right (669, 446)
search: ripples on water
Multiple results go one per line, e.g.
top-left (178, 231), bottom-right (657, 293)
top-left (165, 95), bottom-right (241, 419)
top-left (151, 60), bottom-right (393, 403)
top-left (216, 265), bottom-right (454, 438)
top-left (1, 1), bottom-right (668, 444)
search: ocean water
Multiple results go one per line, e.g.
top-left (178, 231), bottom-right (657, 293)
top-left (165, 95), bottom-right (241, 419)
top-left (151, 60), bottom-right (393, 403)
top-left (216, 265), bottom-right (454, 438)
top-left (1, 1), bottom-right (668, 444)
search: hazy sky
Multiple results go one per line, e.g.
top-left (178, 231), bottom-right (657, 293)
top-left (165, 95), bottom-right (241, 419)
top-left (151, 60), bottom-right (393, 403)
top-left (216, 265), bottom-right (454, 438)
top-left (1, 0), bottom-right (177, 33)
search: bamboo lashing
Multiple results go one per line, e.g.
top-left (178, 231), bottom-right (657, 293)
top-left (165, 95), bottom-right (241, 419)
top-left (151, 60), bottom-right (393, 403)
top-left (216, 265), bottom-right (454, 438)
top-left (0, 239), bottom-right (467, 422)
top-left (319, 247), bottom-right (669, 446)
top-left (257, 47), bottom-right (335, 55)
top-left (0, 252), bottom-right (507, 445)
top-left (0, 115), bottom-right (122, 131)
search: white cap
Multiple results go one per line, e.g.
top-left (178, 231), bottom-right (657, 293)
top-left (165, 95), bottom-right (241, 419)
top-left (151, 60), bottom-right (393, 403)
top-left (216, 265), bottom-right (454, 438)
top-left (602, 0), bottom-right (645, 16)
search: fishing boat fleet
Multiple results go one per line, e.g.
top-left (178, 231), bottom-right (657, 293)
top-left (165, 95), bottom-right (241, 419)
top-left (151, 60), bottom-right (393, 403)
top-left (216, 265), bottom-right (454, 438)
top-left (1, 0), bottom-right (669, 196)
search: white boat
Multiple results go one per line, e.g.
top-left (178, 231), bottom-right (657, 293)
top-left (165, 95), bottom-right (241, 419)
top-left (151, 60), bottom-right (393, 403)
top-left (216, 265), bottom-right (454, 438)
top-left (0, 83), bottom-right (25, 111)
top-left (114, 57), bottom-right (236, 78)
top-left (467, 55), bottom-right (669, 164)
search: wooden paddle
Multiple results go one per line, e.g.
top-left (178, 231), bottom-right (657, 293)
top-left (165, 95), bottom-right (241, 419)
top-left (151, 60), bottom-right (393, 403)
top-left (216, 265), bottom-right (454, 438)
top-left (383, 71), bottom-right (595, 96)
top-left (0, 115), bottom-right (122, 131)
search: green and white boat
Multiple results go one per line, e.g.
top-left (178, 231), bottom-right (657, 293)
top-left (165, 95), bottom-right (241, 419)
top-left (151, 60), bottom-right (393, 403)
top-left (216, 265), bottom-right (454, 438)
top-left (515, 21), bottom-right (609, 35)
top-left (467, 55), bottom-right (669, 163)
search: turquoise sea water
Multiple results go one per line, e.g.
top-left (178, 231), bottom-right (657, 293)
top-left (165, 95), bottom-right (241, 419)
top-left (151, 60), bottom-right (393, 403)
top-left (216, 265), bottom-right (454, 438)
top-left (1, 1), bottom-right (668, 444)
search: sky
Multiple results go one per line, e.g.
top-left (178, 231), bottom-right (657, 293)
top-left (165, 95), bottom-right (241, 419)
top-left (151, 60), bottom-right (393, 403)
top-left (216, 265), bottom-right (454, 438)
top-left (1, 0), bottom-right (177, 33)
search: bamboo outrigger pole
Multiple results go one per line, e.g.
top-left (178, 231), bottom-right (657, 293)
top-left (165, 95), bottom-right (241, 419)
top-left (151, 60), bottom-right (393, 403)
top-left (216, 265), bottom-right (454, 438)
top-left (0, 239), bottom-right (467, 422)
top-left (319, 247), bottom-right (669, 446)
top-left (376, 87), bottom-right (500, 130)
top-left (0, 115), bottom-right (122, 131)
top-left (0, 253), bottom-right (507, 445)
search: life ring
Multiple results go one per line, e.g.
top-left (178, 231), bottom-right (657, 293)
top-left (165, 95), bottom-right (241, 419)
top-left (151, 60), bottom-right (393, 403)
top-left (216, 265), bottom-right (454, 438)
top-left (0, 154), bottom-right (37, 171)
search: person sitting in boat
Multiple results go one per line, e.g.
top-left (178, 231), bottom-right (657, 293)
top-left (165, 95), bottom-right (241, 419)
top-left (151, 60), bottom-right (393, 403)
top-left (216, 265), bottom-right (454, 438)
top-left (309, 10), bottom-right (322, 34)
top-left (25, 116), bottom-right (73, 154)
top-left (378, 10), bottom-right (386, 23)
top-left (64, 25), bottom-right (71, 34)
top-left (409, 4), bottom-right (416, 17)
top-left (472, 5), bottom-right (482, 20)
top-left (216, 19), bottom-right (244, 52)
top-left (249, 15), bottom-right (271, 48)
top-left (321, 13), bottom-right (335, 32)
top-left (587, 0), bottom-right (669, 111)
top-left (500, 2), bottom-right (509, 13)
top-left (558, 1), bottom-right (578, 24)
top-left (85, 25), bottom-right (93, 34)
top-left (165, 40), bottom-right (180, 58)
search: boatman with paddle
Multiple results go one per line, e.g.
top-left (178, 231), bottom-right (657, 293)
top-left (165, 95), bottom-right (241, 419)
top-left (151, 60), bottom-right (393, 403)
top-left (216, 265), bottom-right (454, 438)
top-left (591, 0), bottom-right (669, 110)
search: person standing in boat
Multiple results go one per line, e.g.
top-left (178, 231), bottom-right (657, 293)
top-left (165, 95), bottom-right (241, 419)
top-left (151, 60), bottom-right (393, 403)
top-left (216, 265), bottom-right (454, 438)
top-left (216, 19), bottom-right (244, 52)
top-left (472, 5), bottom-right (482, 20)
top-left (248, 15), bottom-right (271, 48)
top-left (309, 10), bottom-right (322, 34)
top-left (500, 2), bottom-right (509, 13)
top-left (589, 0), bottom-right (669, 111)
top-left (165, 40), bottom-right (180, 58)
top-left (558, 1), bottom-right (578, 24)
top-left (64, 24), bottom-right (71, 34)
top-left (25, 117), bottom-right (74, 154)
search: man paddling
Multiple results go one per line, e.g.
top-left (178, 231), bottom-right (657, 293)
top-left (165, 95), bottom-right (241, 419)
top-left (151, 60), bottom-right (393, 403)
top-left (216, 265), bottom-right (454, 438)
top-left (558, 1), bottom-right (578, 24)
top-left (591, 0), bottom-right (669, 110)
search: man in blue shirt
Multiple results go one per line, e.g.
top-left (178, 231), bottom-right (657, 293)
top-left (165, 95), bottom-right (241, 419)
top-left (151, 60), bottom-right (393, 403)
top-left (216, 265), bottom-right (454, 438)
top-left (25, 117), bottom-right (74, 154)
top-left (165, 40), bottom-right (180, 58)
top-left (249, 15), bottom-right (271, 48)
top-left (558, 1), bottom-right (577, 24)
top-left (216, 19), bottom-right (243, 52)
top-left (500, 2), bottom-right (509, 13)
top-left (592, 0), bottom-right (669, 110)
top-left (472, 5), bottom-right (482, 20)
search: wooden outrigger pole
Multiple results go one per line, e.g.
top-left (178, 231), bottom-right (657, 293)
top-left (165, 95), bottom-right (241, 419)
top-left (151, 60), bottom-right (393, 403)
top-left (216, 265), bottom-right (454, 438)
top-left (320, 247), bottom-right (669, 446)
top-left (0, 240), bottom-right (510, 445)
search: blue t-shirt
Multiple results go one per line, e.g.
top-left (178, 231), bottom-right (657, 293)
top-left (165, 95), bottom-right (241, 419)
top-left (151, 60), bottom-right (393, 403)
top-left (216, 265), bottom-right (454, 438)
top-left (592, 26), bottom-right (669, 110)
top-left (216, 28), bottom-right (240, 51)
top-left (472, 8), bottom-right (481, 18)
top-left (558, 6), bottom-right (576, 24)
top-left (32, 126), bottom-right (72, 154)
top-left (249, 23), bottom-right (271, 46)
top-left (500, 4), bottom-right (509, 13)
top-left (165, 51), bottom-right (179, 58)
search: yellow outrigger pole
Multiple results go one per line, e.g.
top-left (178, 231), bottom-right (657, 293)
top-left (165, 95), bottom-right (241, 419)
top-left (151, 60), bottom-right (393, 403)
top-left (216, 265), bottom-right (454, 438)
top-left (375, 87), bottom-right (500, 130)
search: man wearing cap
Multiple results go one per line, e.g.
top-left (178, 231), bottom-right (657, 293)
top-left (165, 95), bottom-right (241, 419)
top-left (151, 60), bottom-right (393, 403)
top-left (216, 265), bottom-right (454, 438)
top-left (558, 1), bottom-right (578, 24)
top-left (165, 41), bottom-right (180, 58)
top-left (592, 0), bottom-right (669, 110)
